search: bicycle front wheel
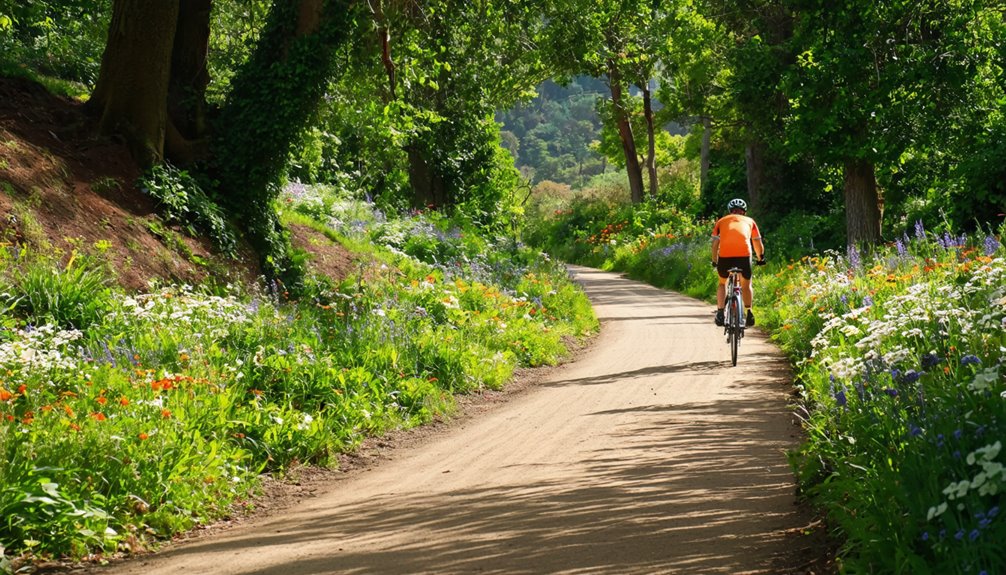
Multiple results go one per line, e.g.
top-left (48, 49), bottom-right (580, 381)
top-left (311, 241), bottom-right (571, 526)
top-left (728, 296), bottom-right (741, 366)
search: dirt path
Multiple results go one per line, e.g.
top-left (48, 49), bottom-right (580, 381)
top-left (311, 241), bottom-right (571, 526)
top-left (95, 266), bottom-right (820, 575)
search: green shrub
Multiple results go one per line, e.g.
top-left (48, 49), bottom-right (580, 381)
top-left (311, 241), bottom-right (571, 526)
top-left (139, 163), bottom-right (238, 257)
top-left (2, 254), bottom-right (111, 330)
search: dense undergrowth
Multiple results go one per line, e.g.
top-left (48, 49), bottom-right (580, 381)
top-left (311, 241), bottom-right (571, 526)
top-left (0, 184), bottom-right (597, 569)
top-left (532, 200), bottom-right (1005, 574)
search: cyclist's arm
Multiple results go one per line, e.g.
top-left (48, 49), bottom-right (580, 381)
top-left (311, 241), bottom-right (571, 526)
top-left (711, 236), bottom-right (720, 263)
top-left (752, 236), bottom-right (765, 260)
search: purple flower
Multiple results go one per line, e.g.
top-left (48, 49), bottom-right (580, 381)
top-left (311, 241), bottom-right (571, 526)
top-left (863, 295), bottom-right (874, 307)
top-left (921, 353), bottom-right (942, 368)
top-left (940, 232), bottom-right (956, 249)
top-left (915, 220), bottom-right (926, 240)
top-left (989, 506), bottom-right (1000, 518)
top-left (955, 529), bottom-right (965, 540)
top-left (884, 388), bottom-right (899, 398)
top-left (895, 237), bottom-right (907, 256)
top-left (848, 244), bottom-right (862, 270)
top-left (961, 354), bottom-right (982, 366)
top-left (900, 370), bottom-right (922, 384)
top-left (920, 531), bottom-right (929, 541)
top-left (834, 389), bottom-right (847, 407)
top-left (985, 235), bottom-right (1001, 256)
top-left (909, 424), bottom-right (923, 437)
top-left (969, 529), bottom-right (980, 541)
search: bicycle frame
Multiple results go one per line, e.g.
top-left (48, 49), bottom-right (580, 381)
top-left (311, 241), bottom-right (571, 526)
top-left (724, 267), bottom-right (745, 365)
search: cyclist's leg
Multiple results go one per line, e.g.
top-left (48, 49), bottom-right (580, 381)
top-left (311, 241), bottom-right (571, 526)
top-left (714, 260), bottom-right (730, 325)
top-left (741, 276), bottom-right (753, 308)
top-left (715, 260), bottom-right (730, 308)
top-left (737, 258), bottom-right (754, 307)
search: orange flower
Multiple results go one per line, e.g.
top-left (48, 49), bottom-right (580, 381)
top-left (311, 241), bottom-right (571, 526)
top-left (96, 396), bottom-right (108, 405)
top-left (119, 396), bottom-right (130, 406)
top-left (161, 409), bottom-right (172, 419)
top-left (69, 422), bottom-right (81, 431)
top-left (91, 412), bottom-right (107, 421)
top-left (17, 384), bottom-right (26, 394)
top-left (138, 432), bottom-right (149, 440)
top-left (0, 389), bottom-right (12, 402)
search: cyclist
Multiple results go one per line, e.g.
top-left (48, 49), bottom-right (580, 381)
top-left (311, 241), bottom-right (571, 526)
top-left (711, 198), bottom-right (765, 327)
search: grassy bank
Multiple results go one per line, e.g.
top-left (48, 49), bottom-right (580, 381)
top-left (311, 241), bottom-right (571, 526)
top-left (0, 185), bottom-right (597, 568)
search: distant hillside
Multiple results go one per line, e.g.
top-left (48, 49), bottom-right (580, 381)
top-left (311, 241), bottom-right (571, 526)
top-left (497, 78), bottom-right (610, 188)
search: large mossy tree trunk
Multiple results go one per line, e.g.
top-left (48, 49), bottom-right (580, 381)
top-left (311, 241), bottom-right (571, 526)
top-left (166, 0), bottom-right (212, 163)
top-left (87, 0), bottom-right (180, 168)
top-left (212, 0), bottom-right (356, 280)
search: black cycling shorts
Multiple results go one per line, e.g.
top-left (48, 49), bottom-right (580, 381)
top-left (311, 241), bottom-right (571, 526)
top-left (717, 256), bottom-right (753, 280)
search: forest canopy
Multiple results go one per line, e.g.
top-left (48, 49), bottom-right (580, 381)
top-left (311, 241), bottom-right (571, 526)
top-left (2, 0), bottom-right (1004, 268)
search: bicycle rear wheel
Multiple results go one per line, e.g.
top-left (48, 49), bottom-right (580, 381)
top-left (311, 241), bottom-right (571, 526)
top-left (728, 296), bottom-right (741, 366)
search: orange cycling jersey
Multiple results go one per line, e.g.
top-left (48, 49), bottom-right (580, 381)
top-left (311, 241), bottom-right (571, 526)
top-left (712, 214), bottom-right (761, 257)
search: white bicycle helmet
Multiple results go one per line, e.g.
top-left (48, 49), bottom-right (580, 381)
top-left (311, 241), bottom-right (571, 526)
top-left (727, 198), bottom-right (747, 211)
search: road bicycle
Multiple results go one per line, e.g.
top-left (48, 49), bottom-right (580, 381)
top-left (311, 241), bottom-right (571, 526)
top-left (723, 267), bottom-right (745, 366)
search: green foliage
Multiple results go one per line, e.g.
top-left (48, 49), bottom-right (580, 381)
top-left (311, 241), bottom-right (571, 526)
top-left (212, 0), bottom-right (358, 284)
top-left (497, 78), bottom-right (609, 187)
top-left (0, 195), bottom-right (597, 564)
top-left (765, 231), bottom-right (1006, 573)
top-left (524, 188), bottom-right (710, 296)
top-left (0, 250), bottom-right (112, 330)
top-left (0, 0), bottom-right (110, 86)
top-left (139, 163), bottom-right (237, 257)
top-left (205, 0), bottom-right (271, 105)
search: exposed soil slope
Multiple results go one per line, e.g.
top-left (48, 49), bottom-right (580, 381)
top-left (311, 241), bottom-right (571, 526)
top-left (0, 76), bottom-right (357, 290)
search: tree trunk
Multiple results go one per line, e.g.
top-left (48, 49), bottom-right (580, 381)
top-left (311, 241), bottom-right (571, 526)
top-left (843, 157), bottom-right (883, 246)
top-left (745, 139), bottom-right (764, 213)
top-left (87, 0), bottom-right (180, 168)
top-left (212, 0), bottom-right (356, 276)
top-left (608, 63), bottom-right (644, 203)
top-left (700, 116), bottom-right (711, 194)
top-left (371, 0), bottom-right (396, 101)
top-left (407, 143), bottom-right (446, 209)
top-left (642, 81), bottom-right (658, 199)
top-left (165, 0), bottom-right (212, 163)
